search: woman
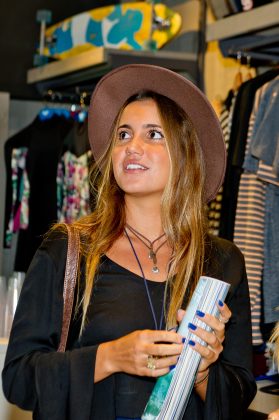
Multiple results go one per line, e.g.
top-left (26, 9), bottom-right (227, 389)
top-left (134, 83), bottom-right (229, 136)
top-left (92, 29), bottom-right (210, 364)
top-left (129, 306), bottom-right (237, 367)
top-left (2, 64), bottom-right (256, 419)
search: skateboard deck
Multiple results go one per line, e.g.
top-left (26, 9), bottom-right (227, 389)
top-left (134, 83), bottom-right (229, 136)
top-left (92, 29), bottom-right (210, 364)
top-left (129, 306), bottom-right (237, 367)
top-left (42, 2), bottom-right (182, 59)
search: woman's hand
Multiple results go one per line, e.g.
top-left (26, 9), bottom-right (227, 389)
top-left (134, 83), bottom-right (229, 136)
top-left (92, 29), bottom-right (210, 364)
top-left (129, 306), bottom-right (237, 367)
top-left (94, 329), bottom-right (184, 382)
top-left (177, 301), bottom-right (231, 373)
top-left (177, 301), bottom-right (232, 399)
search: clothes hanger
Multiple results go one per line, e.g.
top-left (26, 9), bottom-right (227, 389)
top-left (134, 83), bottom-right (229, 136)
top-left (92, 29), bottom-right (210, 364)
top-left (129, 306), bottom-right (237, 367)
top-left (39, 107), bottom-right (72, 121)
top-left (232, 51), bottom-right (243, 92)
top-left (70, 91), bottom-right (88, 123)
top-left (244, 55), bottom-right (254, 82)
top-left (39, 90), bottom-right (72, 121)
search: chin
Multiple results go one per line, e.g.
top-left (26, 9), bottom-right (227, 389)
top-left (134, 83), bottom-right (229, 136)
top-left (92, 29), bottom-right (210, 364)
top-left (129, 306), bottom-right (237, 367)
top-left (124, 188), bottom-right (164, 199)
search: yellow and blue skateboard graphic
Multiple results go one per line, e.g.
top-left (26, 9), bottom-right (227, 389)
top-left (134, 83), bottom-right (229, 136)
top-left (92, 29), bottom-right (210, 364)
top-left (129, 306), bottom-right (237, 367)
top-left (43, 3), bottom-right (182, 59)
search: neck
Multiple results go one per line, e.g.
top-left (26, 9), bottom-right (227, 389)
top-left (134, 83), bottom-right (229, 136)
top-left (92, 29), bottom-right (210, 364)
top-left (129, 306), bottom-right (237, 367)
top-left (125, 195), bottom-right (164, 239)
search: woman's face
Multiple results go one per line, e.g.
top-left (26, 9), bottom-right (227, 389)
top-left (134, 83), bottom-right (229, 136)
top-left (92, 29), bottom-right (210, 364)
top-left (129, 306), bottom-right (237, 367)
top-left (112, 98), bottom-right (170, 200)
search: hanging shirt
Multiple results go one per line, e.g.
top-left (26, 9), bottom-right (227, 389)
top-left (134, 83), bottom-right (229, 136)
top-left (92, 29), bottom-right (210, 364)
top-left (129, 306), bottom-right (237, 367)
top-left (3, 115), bottom-right (74, 272)
top-left (5, 147), bottom-right (30, 247)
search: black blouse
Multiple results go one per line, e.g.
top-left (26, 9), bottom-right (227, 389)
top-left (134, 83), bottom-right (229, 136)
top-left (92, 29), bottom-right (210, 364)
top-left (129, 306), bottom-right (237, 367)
top-left (2, 233), bottom-right (257, 419)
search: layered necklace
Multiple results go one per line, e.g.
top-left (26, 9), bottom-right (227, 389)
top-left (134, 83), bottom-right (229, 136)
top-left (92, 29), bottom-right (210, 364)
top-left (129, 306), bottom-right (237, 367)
top-left (124, 227), bottom-right (165, 330)
top-left (125, 224), bottom-right (167, 274)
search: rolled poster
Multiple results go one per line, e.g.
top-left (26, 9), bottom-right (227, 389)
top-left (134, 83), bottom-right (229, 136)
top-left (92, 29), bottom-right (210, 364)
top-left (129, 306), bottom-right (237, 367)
top-left (142, 276), bottom-right (230, 420)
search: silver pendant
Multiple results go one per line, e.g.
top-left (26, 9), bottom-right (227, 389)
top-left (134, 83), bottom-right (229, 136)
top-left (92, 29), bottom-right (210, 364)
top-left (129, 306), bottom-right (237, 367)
top-left (152, 266), bottom-right (159, 273)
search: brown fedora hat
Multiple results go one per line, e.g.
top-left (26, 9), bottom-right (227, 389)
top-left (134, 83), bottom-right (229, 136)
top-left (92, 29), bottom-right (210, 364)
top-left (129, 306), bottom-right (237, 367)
top-left (88, 64), bottom-right (226, 202)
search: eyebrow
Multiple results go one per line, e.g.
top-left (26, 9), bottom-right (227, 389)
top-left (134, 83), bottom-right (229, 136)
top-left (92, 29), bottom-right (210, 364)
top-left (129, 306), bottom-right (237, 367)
top-left (118, 123), bottom-right (162, 129)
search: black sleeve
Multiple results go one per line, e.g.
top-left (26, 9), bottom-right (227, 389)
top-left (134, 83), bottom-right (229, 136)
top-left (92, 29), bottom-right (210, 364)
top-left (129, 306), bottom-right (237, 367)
top-left (1, 234), bottom-right (98, 420)
top-left (203, 239), bottom-right (257, 419)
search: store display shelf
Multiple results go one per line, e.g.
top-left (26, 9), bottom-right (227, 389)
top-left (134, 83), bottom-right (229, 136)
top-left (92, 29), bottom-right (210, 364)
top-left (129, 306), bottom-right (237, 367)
top-left (27, 47), bottom-right (197, 94)
top-left (206, 2), bottom-right (279, 42)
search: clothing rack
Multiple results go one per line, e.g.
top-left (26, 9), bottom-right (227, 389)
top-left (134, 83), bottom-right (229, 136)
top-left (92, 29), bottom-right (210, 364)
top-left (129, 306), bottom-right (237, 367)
top-left (219, 30), bottom-right (279, 66)
top-left (206, 2), bottom-right (279, 67)
top-left (42, 89), bottom-right (91, 106)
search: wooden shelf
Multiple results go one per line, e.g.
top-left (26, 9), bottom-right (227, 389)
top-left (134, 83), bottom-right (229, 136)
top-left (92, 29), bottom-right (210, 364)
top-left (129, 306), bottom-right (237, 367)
top-left (27, 47), bottom-right (197, 93)
top-left (206, 2), bottom-right (279, 42)
top-left (27, 47), bottom-right (108, 85)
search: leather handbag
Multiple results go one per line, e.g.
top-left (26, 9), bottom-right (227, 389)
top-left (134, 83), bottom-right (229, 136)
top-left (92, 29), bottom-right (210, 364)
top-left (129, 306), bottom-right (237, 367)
top-left (57, 224), bottom-right (80, 352)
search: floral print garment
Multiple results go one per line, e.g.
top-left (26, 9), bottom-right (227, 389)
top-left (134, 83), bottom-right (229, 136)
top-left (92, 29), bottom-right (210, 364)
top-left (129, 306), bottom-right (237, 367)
top-left (57, 150), bottom-right (92, 223)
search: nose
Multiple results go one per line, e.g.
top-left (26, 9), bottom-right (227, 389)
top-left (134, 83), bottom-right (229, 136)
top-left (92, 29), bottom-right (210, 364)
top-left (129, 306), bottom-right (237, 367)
top-left (125, 135), bottom-right (144, 156)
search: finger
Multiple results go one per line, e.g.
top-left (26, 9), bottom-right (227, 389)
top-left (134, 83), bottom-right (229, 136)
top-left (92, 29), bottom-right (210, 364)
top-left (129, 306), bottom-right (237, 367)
top-left (141, 329), bottom-right (184, 345)
top-left (188, 323), bottom-right (224, 351)
top-left (145, 354), bottom-right (180, 377)
top-left (198, 312), bottom-right (224, 330)
top-left (188, 339), bottom-right (220, 364)
top-left (217, 301), bottom-right (232, 323)
top-left (147, 342), bottom-right (183, 358)
top-left (155, 354), bottom-right (180, 370)
top-left (195, 311), bottom-right (226, 342)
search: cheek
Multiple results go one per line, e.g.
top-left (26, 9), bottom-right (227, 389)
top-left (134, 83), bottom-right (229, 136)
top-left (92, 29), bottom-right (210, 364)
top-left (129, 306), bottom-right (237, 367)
top-left (155, 150), bottom-right (171, 175)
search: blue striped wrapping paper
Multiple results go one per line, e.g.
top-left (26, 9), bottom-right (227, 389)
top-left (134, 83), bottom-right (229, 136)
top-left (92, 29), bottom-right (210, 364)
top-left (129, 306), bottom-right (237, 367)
top-left (142, 276), bottom-right (230, 420)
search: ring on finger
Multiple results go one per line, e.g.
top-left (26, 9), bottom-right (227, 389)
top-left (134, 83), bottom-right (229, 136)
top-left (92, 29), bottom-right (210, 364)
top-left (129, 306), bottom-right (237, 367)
top-left (219, 315), bottom-right (229, 324)
top-left (147, 355), bottom-right (156, 370)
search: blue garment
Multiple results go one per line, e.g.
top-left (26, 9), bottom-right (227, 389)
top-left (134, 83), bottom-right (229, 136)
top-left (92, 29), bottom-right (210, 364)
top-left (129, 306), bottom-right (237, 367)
top-left (251, 78), bottom-right (279, 176)
top-left (243, 77), bottom-right (279, 324)
top-left (244, 78), bottom-right (279, 175)
top-left (263, 184), bottom-right (279, 323)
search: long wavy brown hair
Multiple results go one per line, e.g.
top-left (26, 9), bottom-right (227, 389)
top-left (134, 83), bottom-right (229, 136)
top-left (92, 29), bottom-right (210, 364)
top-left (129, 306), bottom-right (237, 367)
top-left (53, 91), bottom-right (208, 331)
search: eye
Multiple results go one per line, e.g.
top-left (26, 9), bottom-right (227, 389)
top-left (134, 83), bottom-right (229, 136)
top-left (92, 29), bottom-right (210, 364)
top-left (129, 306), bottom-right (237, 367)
top-left (148, 129), bottom-right (164, 140)
top-left (117, 130), bottom-right (131, 141)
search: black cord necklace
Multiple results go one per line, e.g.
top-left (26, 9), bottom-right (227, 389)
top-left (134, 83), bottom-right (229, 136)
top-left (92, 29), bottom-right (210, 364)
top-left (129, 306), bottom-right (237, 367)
top-left (125, 224), bottom-right (167, 273)
top-left (125, 228), bottom-right (165, 330)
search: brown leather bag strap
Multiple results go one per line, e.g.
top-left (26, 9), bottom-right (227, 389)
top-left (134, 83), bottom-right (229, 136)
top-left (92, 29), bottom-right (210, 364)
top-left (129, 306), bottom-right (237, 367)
top-left (57, 224), bottom-right (80, 352)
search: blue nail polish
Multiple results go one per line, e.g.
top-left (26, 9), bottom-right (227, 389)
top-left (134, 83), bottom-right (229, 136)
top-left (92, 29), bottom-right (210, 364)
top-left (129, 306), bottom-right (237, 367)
top-left (218, 300), bottom-right (224, 307)
top-left (188, 322), bottom-right (197, 330)
top-left (196, 310), bottom-right (205, 317)
top-left (170, 364), bottom-right (176, 371)
top-left (182, 337), bottom-right (186, 344)
top-left (189, 340), bottom-right (195, 346)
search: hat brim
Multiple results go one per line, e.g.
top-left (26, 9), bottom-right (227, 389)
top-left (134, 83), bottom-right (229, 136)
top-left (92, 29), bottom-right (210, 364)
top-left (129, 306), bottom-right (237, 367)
top-left (88, 64), bottom-right (226, 202)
